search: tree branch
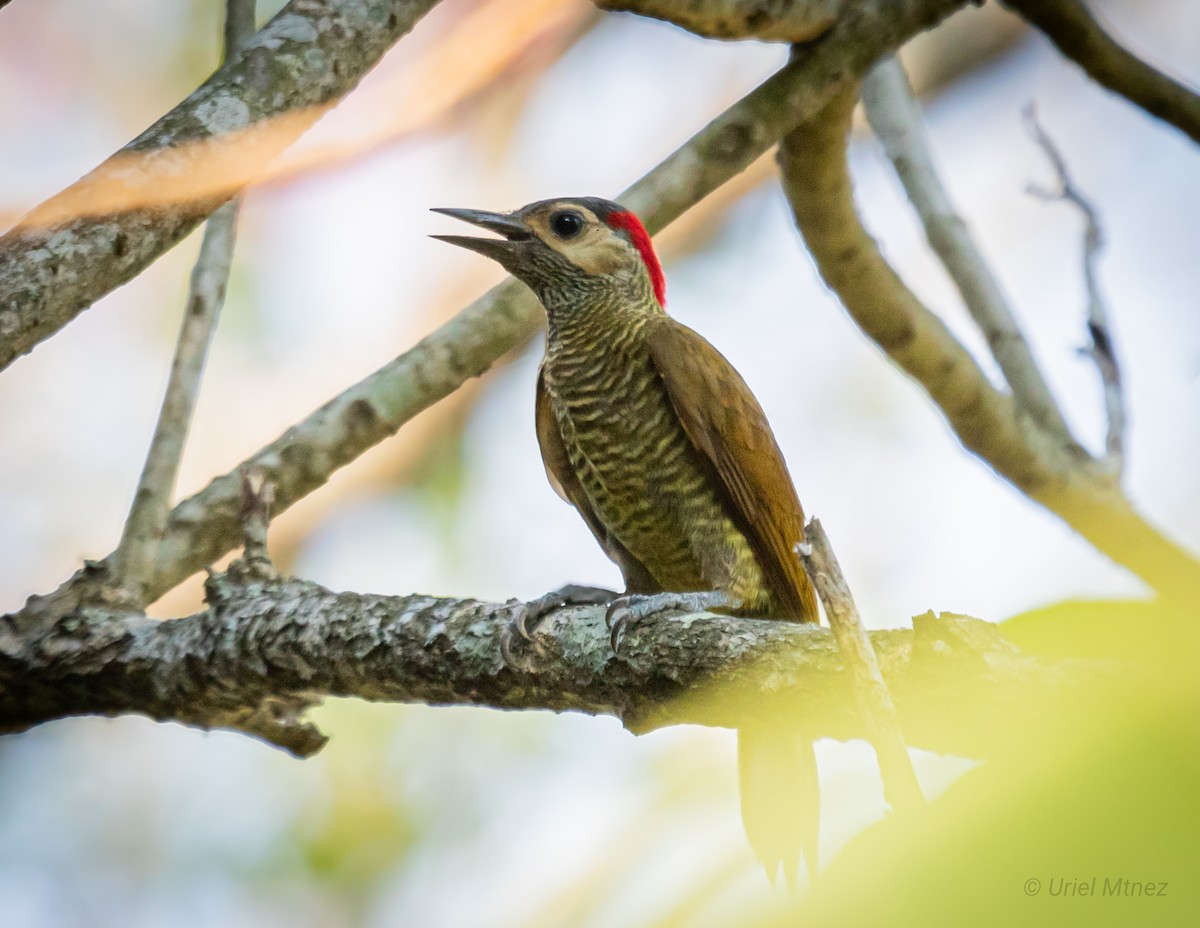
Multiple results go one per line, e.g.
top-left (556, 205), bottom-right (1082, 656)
top-left (1024, 106), bottom-right (1125, 475)
top-left (0, 0), bottom-right (442, 373)
top-left (777, 82), bottom-right (1200, 602)
top-left (798, 519), bottom-right (924, 815)
top-left (112, 0), bottom-right (257, 606)
top-left (222, 0), bottom-right (256, 54)
top-left (237, 466), bottom-right (277, 579)
top-left (593, 0), bottom-right (840, 42)
top-left (7, 0), bottom-right (970, 636)
top-left (861, 55), bottom-right (1074, 444)
top-left (1003, 0), bottom-right (1200, 146)
top-left (0, 570), bottom-right (1109, 761)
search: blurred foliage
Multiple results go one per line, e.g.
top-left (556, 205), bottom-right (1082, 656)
top-left (761, 596), bottom-right (1199, 927)
top-left (407, 424), bottom-right (470, 523)
top-left (278, 705), bottom-right (421, 913)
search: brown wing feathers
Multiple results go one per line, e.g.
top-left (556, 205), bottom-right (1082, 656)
top-left (646, 317), bottom-right (818, 623)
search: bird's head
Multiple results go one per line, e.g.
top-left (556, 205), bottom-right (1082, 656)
top-left (432, 197), bottom-right (666, 313)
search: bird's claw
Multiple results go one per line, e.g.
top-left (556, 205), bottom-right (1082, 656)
top-left (605, 600), bottom-right (632, 654)
top-left (501, 584), bottom-right (617, 669)
top-left (604, 591), bottom-right (737, 655)
top-left (499, 602), bottom-right (528, 670)
top-left (512, 603), bottom-right (536, 643)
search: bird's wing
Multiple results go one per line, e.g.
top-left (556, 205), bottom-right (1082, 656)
top-left (535, 365), bottom-right (658, 594)
top-left (646, 317), bottom-right (818, 622)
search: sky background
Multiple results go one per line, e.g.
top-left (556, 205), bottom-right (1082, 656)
top-left (0, 0), bottom-right (1197, 925)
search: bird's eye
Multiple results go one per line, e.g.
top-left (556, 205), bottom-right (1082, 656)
top-left (549, 210), bottom-right (584, 240)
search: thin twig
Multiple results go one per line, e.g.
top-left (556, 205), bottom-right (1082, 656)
top-left (111, 0), bottom-right (257, 606)
top-left (236, 466), bottom-right (276, 579)
top-left (796, 519), bottom-right (925, 816)
top-left (1003, 0), bottom-right (1200, 146)
top-left (1024, 105), bottom-right (1125, 474)
top-left (861, 56), bottom-right (1075, 445)
top-left (221, 0), bottom-right (255, 56)
top-left (111, 203), bottom-right (240, 603)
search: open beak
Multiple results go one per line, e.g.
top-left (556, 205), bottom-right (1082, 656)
top-left (430, 207), bottom-right (533, 264)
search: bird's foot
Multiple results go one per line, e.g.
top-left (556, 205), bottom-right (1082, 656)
top-left (605, 591), bottom-right (738, 654)
top-left (500, 584), bottom-right (617, 668)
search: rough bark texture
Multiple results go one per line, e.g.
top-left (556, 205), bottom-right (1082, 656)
top-left (0, 0), bottom-right (441, 372)
top-left (0, 567), bottom-right (1107, 761)
top-left (595, 0), bottom-right (841, 41)
top-left (8, 0), bottom-right (969, 636)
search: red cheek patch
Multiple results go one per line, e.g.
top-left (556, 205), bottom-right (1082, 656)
top-left (606, 209), bottom-right (666, 307)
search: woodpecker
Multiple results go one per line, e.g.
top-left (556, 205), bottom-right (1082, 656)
top-left (434, 197), bottom-right (820, 883)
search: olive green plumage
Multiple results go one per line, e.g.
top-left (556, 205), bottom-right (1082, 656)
top-left (434, 196), bottom-right (820, 884)
top-left (537, 288), bottom-right (812, 623)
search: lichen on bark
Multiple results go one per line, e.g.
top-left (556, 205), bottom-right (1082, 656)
top-left (0, 0), bottom-right (442, 372)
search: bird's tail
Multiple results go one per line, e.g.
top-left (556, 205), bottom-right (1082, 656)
top-left (738, 723), bottom-right (819, 889)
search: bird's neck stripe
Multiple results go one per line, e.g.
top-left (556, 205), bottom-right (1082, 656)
top-left (606, 210), bottom-right (666, 307)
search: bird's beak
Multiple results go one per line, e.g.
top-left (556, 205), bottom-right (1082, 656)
top-left (430, 207), bottom-right (533, 264)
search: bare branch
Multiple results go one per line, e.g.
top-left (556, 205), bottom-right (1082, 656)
top-left (1024, 106), bottom-right (1125, 474)
top-left (797, 520), bottom-right (924, 815)
top-left (1003, 0), bottom-right (1200, 146)
top-left (236, 467), bottom-right (277, 579)
top-left (777, 82), bottom-right (1200, 602)
top-left (0, 0), bottom-right (442, 373)
top-left (7, 0), bottom-right (972, 636)
top-left (112, 0), bottom-right (258, 606)
top-left (222, 0), bottom-right (256, 56)
top-left (0, 574), bottom-right (1110, 761)
top-left (593, 0), bottom-right (839, 42)
top-left (112, 204), bottom-right (240, 603)
top-left (861, 56), bottom-right (1074, 444)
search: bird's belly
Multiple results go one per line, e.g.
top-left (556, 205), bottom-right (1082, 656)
top-left (550, 370), bottom-right (766, 604)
